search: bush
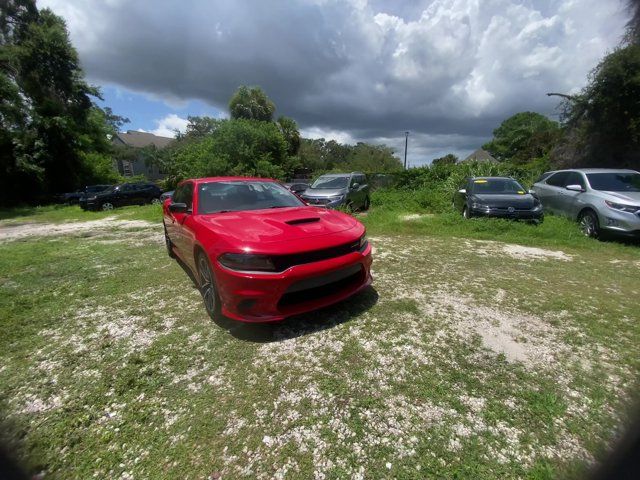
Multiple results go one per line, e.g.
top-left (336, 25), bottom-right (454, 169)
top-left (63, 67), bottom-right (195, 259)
top-left (372, 160), bottom-right (549, 214)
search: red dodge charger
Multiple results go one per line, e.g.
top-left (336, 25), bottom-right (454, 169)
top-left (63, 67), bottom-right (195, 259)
top-left (162, 177), bottom-right (373, 322)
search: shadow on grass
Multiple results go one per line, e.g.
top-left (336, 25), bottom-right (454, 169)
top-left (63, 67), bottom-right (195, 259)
top-left (173, 254), bottom-right (378, 343)
top-left (225, 285), bottom-right (379, 343)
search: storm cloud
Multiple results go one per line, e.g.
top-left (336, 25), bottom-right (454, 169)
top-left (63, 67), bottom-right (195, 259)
top-left (41, 0), bottom-right (628, 163)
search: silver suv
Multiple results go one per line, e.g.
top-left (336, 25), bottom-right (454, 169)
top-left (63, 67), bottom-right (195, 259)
top-left (531, 168), bottom-right (640, 238)
top-left (300, 172), bottom-right (370, 210)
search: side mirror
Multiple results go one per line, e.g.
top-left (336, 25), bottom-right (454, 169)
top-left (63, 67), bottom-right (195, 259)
top-left (351, 183), bottom-right (359, 190)
top-left (169, 202), bottom-right (189, 214)
top-left (565, 184), bottom-right (584, 192)
top-left (458, 188), bottom-right (467, 194)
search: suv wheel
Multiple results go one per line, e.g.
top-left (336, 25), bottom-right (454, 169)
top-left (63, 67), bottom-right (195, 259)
top-left (363, 196), bottom-right (370, 210)
top-left (462, 206), bottom-right (471, 219)
top-left (151, 197), bottom-right (162, 205)
top-left (101, 202), bottom-right (114, 211)
top-left (579, 210), bottom-right (599, 238)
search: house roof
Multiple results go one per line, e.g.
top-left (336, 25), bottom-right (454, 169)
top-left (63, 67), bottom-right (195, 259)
top-left (463, 148), bottom-right (498, 163)
top-left (113, 130), bottom-right (173, 149)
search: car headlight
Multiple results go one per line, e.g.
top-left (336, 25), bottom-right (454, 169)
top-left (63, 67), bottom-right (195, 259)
top-left (218, 253), bottom-right (276, 272)
top-left (532, 202), bottom-right (542, 211)
top-left (605, 200), bottom-right (640, 213)
top-left (359, 233), bottom-right (368, 251)
top-left (329, 195), bottom-right (345, 202)
top-left (87, 196), bottom-right (97, 201)
top-left (471, 202), bottom-right (489, 209)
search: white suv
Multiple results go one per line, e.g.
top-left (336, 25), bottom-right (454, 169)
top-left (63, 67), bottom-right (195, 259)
top-left (531, 168), bottom-right (640, 238)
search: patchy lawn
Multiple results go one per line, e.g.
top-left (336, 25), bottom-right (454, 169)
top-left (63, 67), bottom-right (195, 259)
top-left (0, 208), bottom-right (639, 479)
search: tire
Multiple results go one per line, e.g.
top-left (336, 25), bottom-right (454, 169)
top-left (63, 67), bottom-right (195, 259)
top-left (578, 210), bottom-right (599, 238)
top-left (151, 197), bottom-right (162, 205)
top-left (363, 196), bottom-right (370, 211)
top-left (101, 202), bottom-right (114, 211)
top-left (462, 206), bottom-right (471, 219)
top-left (196, 251), bottom-right (221, 321)
top-left (163, 223), bottom-right (176, 258)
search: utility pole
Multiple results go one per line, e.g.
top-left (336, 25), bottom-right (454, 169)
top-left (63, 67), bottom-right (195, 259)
top-left (403, 131), bottom-right (409, 169)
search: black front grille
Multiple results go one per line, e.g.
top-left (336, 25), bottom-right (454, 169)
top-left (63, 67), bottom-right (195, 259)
top-left (302, 196), bottom-right (331, 205)
top-left (278, 265), bottom-right (364, 308)
top-left (271, 240), bottom-right (362, 272)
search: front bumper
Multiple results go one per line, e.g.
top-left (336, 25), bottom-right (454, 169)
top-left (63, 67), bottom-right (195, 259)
top-left (598, 209), bottom-right (640, 236)
top-left (79, 199), bottom-right (99, 211)
top-left (213, 242), bottom-right (373, 322)
top-left (301, 197), bottom-right (345, 209)
top-left (470, 206), bottom-right (544, 220)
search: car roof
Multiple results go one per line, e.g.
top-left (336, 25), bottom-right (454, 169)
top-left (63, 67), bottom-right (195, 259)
top-left (544, 168), bottom-right (639, 174)
top-left (183, 176), bottom-right (278, 185)
top-left (470, 176), bottom-right (515, 180)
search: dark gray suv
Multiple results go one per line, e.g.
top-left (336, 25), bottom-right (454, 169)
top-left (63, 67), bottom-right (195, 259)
top-left (300, 172), bottom-right (370, 210)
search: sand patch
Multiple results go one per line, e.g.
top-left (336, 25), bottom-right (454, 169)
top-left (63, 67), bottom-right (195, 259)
top-left (0, 217), bottom-right (157, 242)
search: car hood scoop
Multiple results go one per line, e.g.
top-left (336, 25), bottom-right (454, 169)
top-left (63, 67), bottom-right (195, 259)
top-left (285, 217), bottom-right (320, 225)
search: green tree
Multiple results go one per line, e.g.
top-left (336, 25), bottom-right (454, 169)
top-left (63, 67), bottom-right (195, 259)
top-left (347, 143), bottom-right (402, 172)
top-left (158, 119), bottom-right (291, 187)
top-left (228, 86), bottom-right (276, 122)
top-left (182, 116), bottom-right (221, 138)
top-left (554, 45), bottom-right (640, 168)
top-left (276, 116), bottom-right (301, 156)
top-left (431, 154), bottom-right (458, 167)
top-left (0, 1), bottom-right (122, 205)
top-left (482, 112), bottom-right (561, 164)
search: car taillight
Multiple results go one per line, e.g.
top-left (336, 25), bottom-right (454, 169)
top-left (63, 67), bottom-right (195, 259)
top-left (218, 253), bottom-right (276, 272)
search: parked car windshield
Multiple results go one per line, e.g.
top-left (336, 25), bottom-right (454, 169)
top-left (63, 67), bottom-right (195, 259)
top-left (86, 185), bottom-right (110, 193)
top-left (470, 178), bottom-right (526, 194)
top-left (311, 176), bottom-right (348, 189)
top-left (198, 181), bottom-right (304, 214)
top-left (586, 172), bottom-right (640, 192)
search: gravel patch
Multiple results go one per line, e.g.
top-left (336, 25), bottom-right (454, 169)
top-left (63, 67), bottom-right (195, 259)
top-left (0, 217), bottom-right (157, 242)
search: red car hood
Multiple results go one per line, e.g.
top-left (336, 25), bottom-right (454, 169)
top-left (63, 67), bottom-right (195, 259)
top-left (196, 206), bottom-right (360, 245)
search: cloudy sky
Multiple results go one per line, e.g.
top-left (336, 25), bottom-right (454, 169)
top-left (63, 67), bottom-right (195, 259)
top-left (40, 0), bottom-right (628, 166)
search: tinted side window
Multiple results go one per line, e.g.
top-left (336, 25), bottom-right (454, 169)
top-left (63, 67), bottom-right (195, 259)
top-left (546, 172), bottom-right (569, 187)
top-left (174, 183), bottom-right (194, 208)
top-left (564, 172), bottom-right (585, 188)
top-left (173, 184), bottom-right (186, 203)
top-left (535, 172), bottom-right (552, 183)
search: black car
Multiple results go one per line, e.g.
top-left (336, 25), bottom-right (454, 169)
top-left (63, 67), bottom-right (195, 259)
top-left (284, 182), bottom-right (310, 195)
top-left (453, 176), bottom-right (544, 222)
top-left (80, 182), bottom-right (162, 211)
top-left (62, 184), bottom-right (112, 204)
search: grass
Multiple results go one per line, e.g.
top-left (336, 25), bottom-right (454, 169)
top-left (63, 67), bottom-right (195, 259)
top-left (0, 203), bottom-right (639, 479)
top-left (0, 203), bottom-right (163, 224)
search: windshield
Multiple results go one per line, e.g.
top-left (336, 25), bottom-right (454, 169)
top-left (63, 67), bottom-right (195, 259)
top-left (86, 185), bottom-right (109, 193)
top-left (197, 181), bottom-right (304, 214)
top-left (471, 178), bottom-right (526, 195)
top-left (586, 172), bottom-right (640, 192)
top-left (311, 176), bottom-right (348, 189)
